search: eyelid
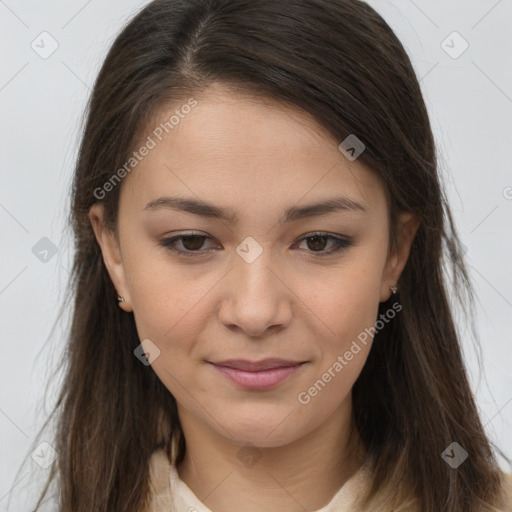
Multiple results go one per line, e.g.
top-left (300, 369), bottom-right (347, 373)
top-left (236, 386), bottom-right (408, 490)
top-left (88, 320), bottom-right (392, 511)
top-left (157, 231), bottom-right (219, 256)
top-left (294, 232), bottom-right (354, 258)
top-left (157, 231), bottom-right (354, 258)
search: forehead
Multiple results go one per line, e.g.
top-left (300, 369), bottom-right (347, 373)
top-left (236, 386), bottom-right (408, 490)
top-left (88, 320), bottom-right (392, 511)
top-left (121, 83), bottom-right (387, 219)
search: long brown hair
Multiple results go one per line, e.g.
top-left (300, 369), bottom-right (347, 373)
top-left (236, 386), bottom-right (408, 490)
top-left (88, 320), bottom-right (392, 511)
top-left (23, 0), bottom-right (509, 510)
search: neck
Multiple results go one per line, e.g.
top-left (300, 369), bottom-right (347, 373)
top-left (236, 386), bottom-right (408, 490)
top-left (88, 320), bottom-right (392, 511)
top-left (176, 397), bottom-right (365, 512)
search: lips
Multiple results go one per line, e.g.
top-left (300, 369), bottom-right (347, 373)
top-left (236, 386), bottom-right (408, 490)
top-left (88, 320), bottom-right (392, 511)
top-left (210, 359), bottom-right (304, 372)
top-left (207, 359), bottom-right (307, 389)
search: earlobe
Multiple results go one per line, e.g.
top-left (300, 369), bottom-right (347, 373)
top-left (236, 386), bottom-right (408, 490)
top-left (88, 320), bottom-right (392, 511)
top-left (380, 211), bottom-right (421, 302)
top-left (88, 204), bottom-right (132, 312)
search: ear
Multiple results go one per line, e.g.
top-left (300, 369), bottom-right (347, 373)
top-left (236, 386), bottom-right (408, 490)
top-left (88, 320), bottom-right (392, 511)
top-left (88, 203), bottom-right (132, 312)
top-left (379, 210), bottom-right (421, 302)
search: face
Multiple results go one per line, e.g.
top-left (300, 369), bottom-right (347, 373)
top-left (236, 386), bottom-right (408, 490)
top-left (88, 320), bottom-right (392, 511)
top-left (90, 82), bottom-right (419, 448)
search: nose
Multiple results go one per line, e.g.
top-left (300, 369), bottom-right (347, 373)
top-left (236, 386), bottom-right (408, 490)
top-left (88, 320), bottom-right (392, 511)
top-left (218, 245), bottom-right (293, 337)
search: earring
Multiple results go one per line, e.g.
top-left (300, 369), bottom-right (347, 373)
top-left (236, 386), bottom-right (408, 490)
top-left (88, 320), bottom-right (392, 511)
top-left (117, 295), bottom-right (125, 302)
top-left (390, 285), bottom-right (398, 295)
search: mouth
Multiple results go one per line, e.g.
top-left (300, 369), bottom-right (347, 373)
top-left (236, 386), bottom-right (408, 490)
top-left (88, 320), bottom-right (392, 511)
top-left (207, 359), bottom-right (307, 390)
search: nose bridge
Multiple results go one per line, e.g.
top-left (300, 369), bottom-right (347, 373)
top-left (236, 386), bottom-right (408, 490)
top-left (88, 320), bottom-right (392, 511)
top-left (233, 237), bottom-right (278, 307)
top-left (219, 237), bottom-right (291, 335)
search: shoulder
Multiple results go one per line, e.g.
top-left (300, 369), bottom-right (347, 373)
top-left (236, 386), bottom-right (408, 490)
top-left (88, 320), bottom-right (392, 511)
top-left (499, 472), bottom-right (512, 512)
top-left (146, 448), bottom-right (174, 512)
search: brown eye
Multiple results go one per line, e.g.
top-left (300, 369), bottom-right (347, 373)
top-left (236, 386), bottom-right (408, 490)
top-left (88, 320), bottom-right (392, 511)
top-left (158, 233), bottom-right (218, 257)
top-left (180, 235), bottom-right (207, 251)
top-left (296, 233), bottom-right (353, 257)
top-left (158, 232), bottom-right (353, 259)
top-left (305, 235), bottom-right (329, 252)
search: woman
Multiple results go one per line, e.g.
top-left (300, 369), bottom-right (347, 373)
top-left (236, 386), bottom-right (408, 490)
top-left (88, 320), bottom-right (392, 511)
top-left (30, 0), bottom-right (511, 510)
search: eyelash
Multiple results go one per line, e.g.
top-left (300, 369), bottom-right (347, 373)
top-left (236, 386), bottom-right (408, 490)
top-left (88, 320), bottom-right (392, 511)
top-left (157, 232), bottom-right (354, 258)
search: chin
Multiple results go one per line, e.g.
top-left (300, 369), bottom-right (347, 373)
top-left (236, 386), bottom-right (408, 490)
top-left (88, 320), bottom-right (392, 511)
top-left (230, 431), bottom-right (297, 449)
top-left (215, 414), bottom-right (305, 449)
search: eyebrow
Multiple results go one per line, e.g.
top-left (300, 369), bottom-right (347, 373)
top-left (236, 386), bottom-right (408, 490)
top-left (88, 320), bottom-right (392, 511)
top-left (143, 195), bottom-right (367, 223)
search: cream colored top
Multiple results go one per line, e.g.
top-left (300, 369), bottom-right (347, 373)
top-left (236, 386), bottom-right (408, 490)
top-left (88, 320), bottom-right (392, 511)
top-left (146, 448), bottom-right (512, 512)
top-left (146, 448), bottom-right (373, 512)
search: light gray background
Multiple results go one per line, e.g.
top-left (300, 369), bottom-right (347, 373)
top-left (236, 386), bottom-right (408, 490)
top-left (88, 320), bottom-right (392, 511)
top-left (1, 0), bottom-right (511, 510)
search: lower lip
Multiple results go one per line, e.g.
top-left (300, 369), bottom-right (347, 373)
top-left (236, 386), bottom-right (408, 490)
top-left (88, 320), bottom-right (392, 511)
top-left (209, 363), bottom-right (305, 390)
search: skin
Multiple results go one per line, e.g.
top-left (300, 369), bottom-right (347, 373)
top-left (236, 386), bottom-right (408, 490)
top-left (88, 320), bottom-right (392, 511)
top-left (89, 82), bottom-right (420, 512)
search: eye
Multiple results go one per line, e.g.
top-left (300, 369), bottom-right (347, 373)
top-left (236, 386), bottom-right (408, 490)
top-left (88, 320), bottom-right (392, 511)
top-left (294, 232), bottom-right (353, 257)
top-left (158, 231), bottom-right (354, 258)
top-left (158, 232), bottom-right (218, 257)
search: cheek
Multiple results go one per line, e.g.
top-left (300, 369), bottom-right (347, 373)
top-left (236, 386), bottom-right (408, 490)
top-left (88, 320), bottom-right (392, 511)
top-left (124, 246), bottom-right (212, 341)
top-left (297, 259), bottom-right (384, 343)
top-left (124, 253), bottom-right (218, 403)
top-left (295, 255), bottom-right (383, 394)
top-left (297, 346), bottom-right (370, 420)
top-left (294, 277), bottom-right (379, 427)
top-left (127, 264), bottom-right (209, 407)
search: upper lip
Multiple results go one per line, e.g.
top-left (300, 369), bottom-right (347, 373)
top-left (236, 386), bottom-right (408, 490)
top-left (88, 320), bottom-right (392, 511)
top-left (209, 359), bottom-right (305, 372)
